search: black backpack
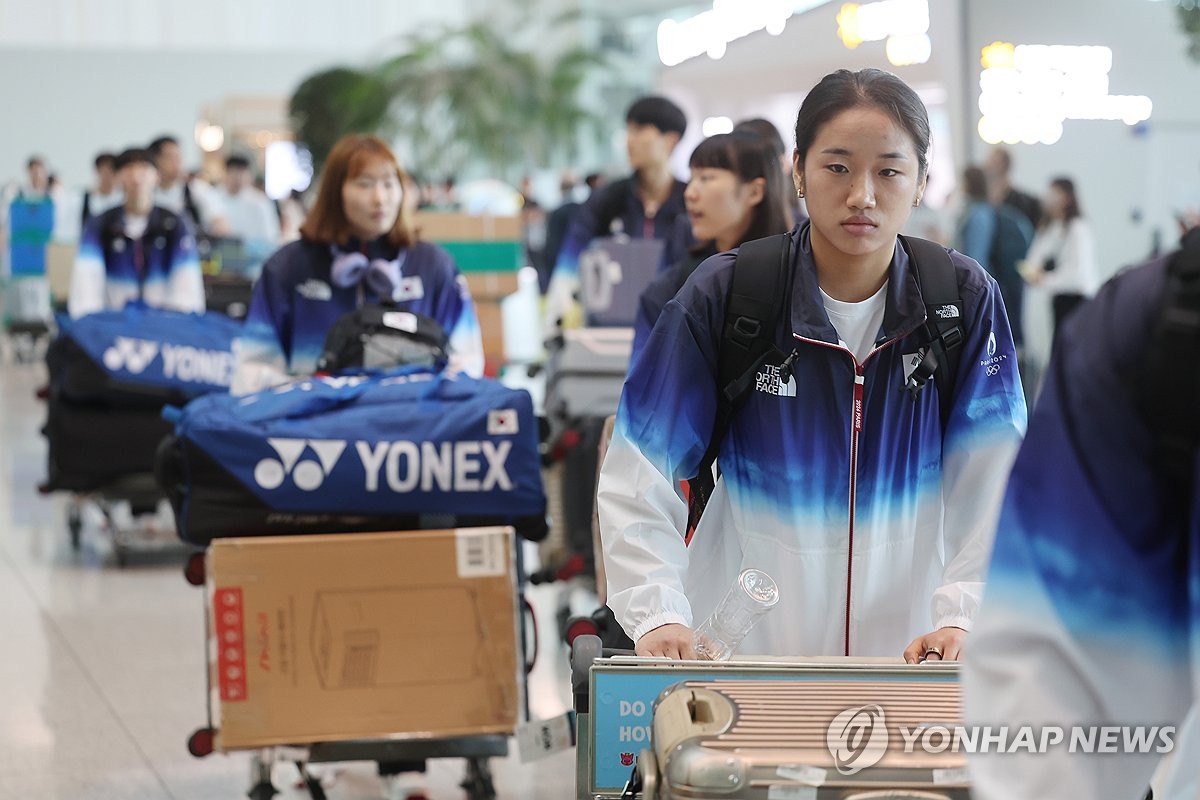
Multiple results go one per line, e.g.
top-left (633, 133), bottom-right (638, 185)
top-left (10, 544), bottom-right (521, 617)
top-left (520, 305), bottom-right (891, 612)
top-left (316, 306), bottom-right (450, 374)
top-left (1140, 226), bottom-right (1200, 495)
top-left (686, 233), bottom-right (965, 531)
top-left (592, 178), bottom-right (635, 238)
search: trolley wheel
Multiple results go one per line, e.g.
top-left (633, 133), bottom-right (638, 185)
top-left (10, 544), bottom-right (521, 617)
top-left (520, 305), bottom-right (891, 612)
top-left (248, 782), bottom-right (279, 800)
top-left (68, 506), bottom-right (82, 551)
top-left (184, 552), bottom-right (206, 586)
top-left (295, 761), bottom-right (327, 800)
top-left (564, 616), bottom-right (599, 647)
top-left (187, 727), bottom-right (216, 758)
top-left (461, 757), bottom-right (496, 800)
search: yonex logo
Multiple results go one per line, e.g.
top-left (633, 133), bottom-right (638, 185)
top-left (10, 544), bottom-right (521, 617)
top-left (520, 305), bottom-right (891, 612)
top-left (103, 337), bottom-right (160, 374)
top-left (826, 704), bottom-right (889, 775)
top-left (253, 438), bottom-right (346, 491)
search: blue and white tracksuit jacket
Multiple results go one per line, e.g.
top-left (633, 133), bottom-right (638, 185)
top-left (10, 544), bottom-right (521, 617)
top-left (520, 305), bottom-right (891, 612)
top-left (68, 206), bottom-right (205, 318)
top-left (597, 223), bottom-right (1028, 657)
top-left (231, 237), bottom-right (484, 395)
top-left (964, 254), bottom-right (1199, 800)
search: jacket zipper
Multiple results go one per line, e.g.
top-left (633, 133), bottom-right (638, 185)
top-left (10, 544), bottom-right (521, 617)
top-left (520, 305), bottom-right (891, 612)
top-left (793, 333), bottom-right (905, 656)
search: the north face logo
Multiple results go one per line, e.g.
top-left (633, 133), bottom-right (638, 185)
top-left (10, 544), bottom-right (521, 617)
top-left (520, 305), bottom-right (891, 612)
top-left (296, 279), bottom-right (333, 301)
top-left (755, 363), bottom-right (797, 397)
top-left (103, 337), bottom-right (160, 374)
top-left (934, 304), bottom-right (960, 320)
top-left (253, 438), bottom-right (346, 491)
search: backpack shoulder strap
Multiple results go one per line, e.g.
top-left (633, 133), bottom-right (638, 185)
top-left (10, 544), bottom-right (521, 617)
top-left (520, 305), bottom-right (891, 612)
top-left (899, 234), bottom-right (965, 431)
top-left (592, 177), bottom-right (634, 238)
top-left (1141, 227), bottom-right (1200, 493)
top-left (686, 233), bottom-right (791, 534)
top-left (182, 181), bottom-right (203, 232)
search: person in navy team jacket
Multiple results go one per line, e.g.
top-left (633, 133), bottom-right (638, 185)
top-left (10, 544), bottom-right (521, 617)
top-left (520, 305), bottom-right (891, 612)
top-left (232, 134), bottom-right (483, 395)
top-left (69, 147), bottom-right (204, 319)
top-left (598, 69), bottom-right (1027, 661)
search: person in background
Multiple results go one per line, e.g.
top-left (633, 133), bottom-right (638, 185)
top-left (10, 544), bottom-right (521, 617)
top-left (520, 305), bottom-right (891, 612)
top-left (231, 134), bottom-right (483, 395)
top-left (544, 95), bottom-right (693, 329)
top-left (733, 116), bottom-right (801, 226)
top-left (1022, 176), bottom-right (1099, 341)
top-left (148, 135), bottom-right (230, 238)
top-left (598, 68), bottom-right (1025, 661)
top-left (954, 165), bottom-right (995, 272)
top-left (983, 146), bottom-right (1040, 230)
top-left (963, 224), bottom-right (1200, 800)
top-left (631, 131), bottom-right (791, 359)
top-left (81, 152), bottom-right (122, 229)
top-left (277, 189), bottom-right (307, 244)
top-left (68, 147), bottom-right (204, 318)
top-left (215, 154), bottom-right (280, 248)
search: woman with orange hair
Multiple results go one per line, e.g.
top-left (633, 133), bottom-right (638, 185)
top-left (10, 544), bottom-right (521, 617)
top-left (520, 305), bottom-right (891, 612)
top-left (232, 134), bottom-right (482, 394)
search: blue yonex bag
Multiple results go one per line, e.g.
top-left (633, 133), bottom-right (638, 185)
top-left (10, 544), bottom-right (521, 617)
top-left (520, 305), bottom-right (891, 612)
top-left (157, 369), bottom-right (548, 545)
top-left (43, 305), bottom-right (241, 492)
top-left (49, 304), bottom-right (242, 405)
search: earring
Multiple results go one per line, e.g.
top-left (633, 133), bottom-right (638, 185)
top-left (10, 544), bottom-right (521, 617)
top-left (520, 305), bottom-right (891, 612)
top-left (796, 188), bottom-right (805, 199)
top-left (913, 198), bottom-right (922, 208)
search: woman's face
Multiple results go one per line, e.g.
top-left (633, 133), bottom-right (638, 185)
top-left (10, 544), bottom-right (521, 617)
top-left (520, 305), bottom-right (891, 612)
top-left (794, 105), bottom-right (925, 265)
top-left (684, 166), bottom-right (763, 248)
top-left (1043, 185), bottom-right (1069, 219)
top-left (342, 158), bottom-right (403, 241)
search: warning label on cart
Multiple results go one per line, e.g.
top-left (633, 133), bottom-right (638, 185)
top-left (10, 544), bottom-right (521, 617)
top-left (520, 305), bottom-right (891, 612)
top-left (214, 587), bottom-right (248, 702)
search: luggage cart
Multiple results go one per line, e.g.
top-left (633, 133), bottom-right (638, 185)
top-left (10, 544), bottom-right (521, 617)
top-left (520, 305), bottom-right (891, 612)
top-left (568, 635), bottom-right (962, 800)
top-left (181, 530), bottom-right (539, 800)
top-left (2, 276), bottom-right (53, 363)
top-left (59, 474), bottom-right (193, 565)
top-left (38, 306), bottom-right (241, 561)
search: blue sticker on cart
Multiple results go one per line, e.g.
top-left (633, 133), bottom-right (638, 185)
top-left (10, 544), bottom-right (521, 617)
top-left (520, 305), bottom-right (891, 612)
top-left (590, 667), bottom-right (957, 793)
top-left (592, 670), bottom-right (738, 791)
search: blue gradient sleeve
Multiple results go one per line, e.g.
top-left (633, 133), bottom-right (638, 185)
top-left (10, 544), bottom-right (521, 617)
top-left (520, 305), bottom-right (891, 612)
top-left (964, 260), bottom-right (1196, 799)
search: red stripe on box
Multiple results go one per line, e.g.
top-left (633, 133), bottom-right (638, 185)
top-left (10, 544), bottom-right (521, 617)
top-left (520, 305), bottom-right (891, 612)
top-left (214, 587), bottom-right (248, 702)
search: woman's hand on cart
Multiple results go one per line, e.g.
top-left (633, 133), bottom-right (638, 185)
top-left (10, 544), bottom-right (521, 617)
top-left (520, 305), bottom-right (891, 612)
top-left (636, 623), bottom-right (697, 660)
top-left (903, 625), bottom-right (967, 664)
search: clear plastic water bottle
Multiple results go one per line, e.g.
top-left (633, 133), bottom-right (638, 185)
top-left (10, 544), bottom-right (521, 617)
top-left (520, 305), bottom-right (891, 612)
top-left (693, 569), bottom-right (780, 661)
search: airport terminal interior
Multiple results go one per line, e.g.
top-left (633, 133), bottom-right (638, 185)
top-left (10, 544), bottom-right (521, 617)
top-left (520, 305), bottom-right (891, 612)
top-left (1, 0), bottom-right (1199, 798)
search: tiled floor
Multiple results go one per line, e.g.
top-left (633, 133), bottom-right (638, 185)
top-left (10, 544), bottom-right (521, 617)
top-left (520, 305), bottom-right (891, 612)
top-left (0, 357), bottom-right (579, 799)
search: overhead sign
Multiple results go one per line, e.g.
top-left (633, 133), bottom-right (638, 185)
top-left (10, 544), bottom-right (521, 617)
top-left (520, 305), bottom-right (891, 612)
top-left (978, 42), bottom-right (1153, 145)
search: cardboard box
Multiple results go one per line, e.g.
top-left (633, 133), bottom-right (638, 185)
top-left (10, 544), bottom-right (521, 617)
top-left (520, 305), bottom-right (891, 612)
top-left (475, 301), bottom-right (505, 373)
top-left (414, 212), bottom-right (522, 242)
top-left (465, 271), bottom-right (520, 302)
top-left (46, 242), bottom-right (76, 303)
top-left (207, 527), bottom-right (521, 751)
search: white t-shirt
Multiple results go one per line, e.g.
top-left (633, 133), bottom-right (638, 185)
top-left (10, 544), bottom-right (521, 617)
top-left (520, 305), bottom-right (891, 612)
top-left (155, 179), bottom-right (225, 232)
top-left (124, 213), bottom-right (149, 240)
top-left (820, 281), bottom-right (889, 364)
top-left (215, 186), bottom-right (280, 244)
